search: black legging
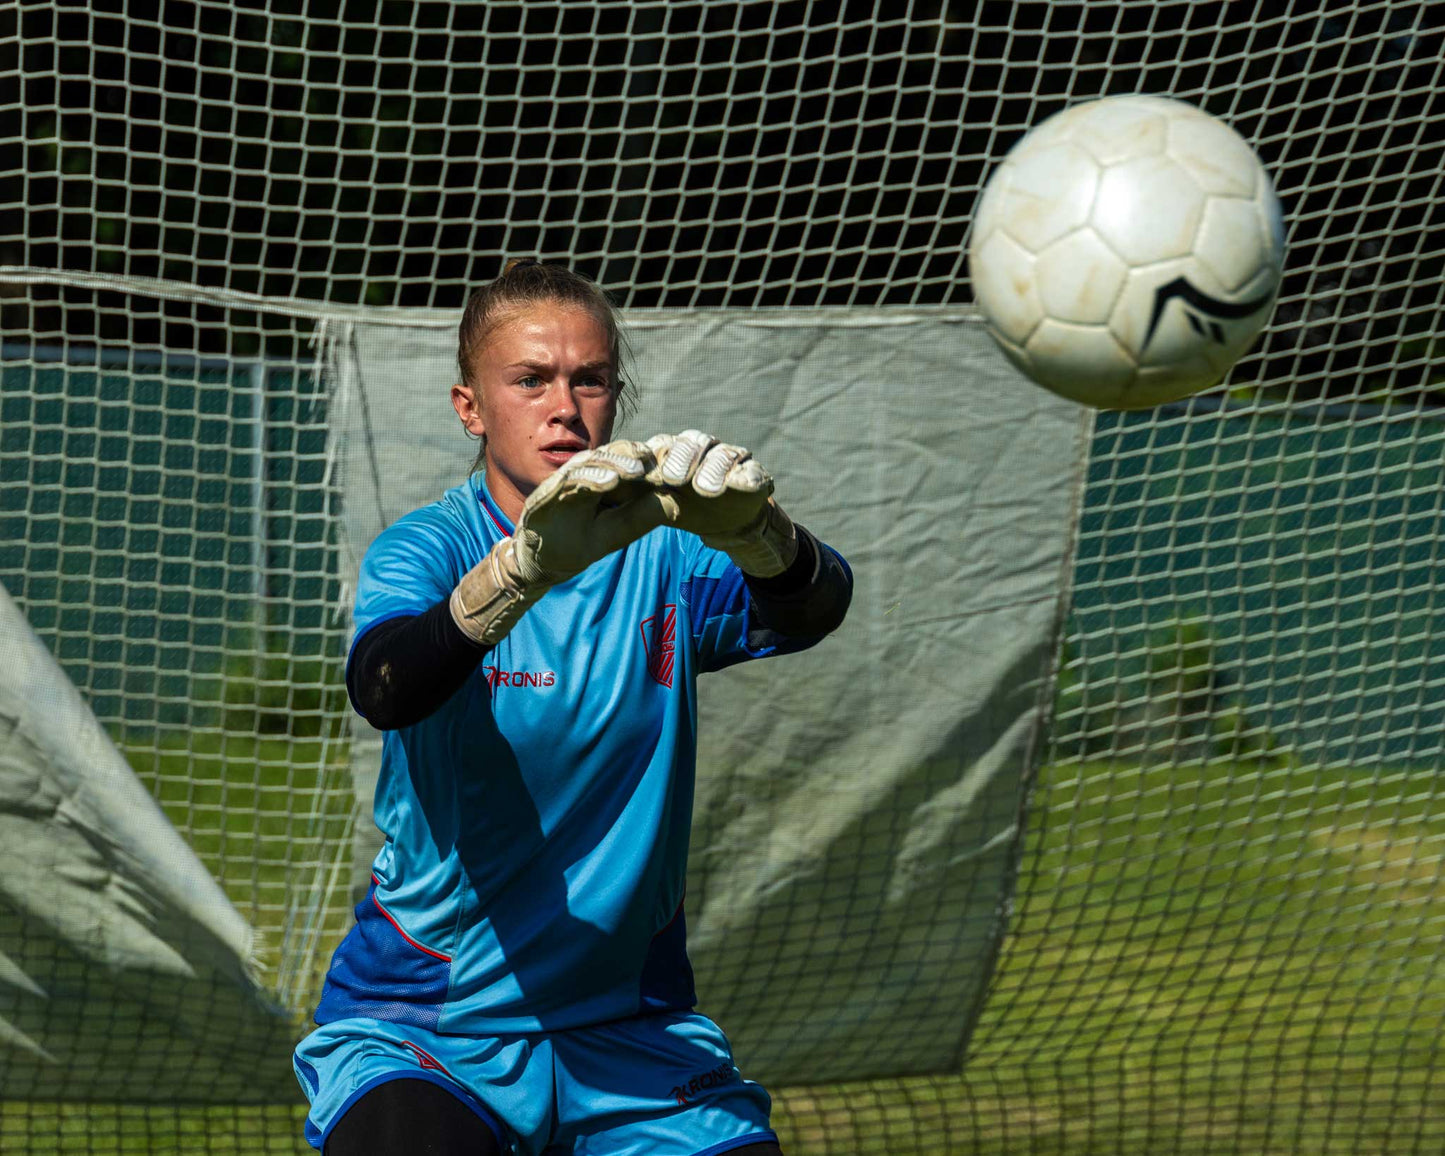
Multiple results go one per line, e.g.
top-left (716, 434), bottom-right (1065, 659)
top-left (324, 1078), bottom-right (503, 1156)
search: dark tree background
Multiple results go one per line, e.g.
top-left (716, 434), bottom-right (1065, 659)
top-left (1, 0), bottom-right (1441, 401)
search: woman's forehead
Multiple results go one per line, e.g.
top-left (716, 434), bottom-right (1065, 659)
top-left (484, 303), bottom-right (612, 362)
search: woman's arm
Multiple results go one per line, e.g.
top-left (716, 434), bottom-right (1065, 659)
top-left (741, 525), bottom-right (853, 639)
top-left (346, 600), bottom-right (488, 730)
top-left (353, 444), bottom-right (669, 730)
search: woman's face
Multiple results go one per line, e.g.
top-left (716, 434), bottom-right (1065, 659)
top-left (451, 302), bottom-right (619, 520)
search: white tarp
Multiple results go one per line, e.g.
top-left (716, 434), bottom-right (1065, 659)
top-left (337, 309), bottom-right (1089, 1083)
top-left (0, 581), bottom-right (294, 1100)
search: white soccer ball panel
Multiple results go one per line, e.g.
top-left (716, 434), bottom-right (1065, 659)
top-left (1056, 100), bottom-right (1169, 165)
top-left (1092, 154), bottom-right (1206, 264)
top-left (1237, 261), bottom-right (1283, 305)
top-left (985, 327), bottom-right (1036, 383)
top-left (1256, 176), bottom-right (1287, 264)
top-left (1108, 259), bottom-right (1189, 359)
top-left (1195, 196), bottom-right (1271, 293)
top-left (1166, 114), bottom-right (1261, 197)
top-left (969, 94), bottom-right (1285, 411)
top-left (1107, 257), bottom-right (1216, 359)
top-left (969, 164), bottom-right (1012, 244)
top-left (1024, 319), bottom-right (1137, 406)
top-left (1034, 229), bottom-right (1129, 325)
top-left (997, 142), bottom-right (1100, 252)
top-left (970, 230), bottom-right (1044, 345)
top-left (1125, 362), bottom-right (1225, 408)
top-left (1109, 257), bottom-right (1272, 373)
top-left (1215, 262), bottom-right (1283, 363)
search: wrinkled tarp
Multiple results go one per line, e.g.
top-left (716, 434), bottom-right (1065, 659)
top-left (336, 309), bottom-right (1089, 1083)
top-left (0, 581), bottom-right (295, 1100)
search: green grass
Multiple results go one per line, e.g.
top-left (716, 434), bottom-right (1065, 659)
top-left (121, 727), bottom-right (356, 992)
top-left (771, 758), bottom-right (1445, 1154)
top-left (5, 757), bottom-right (1444, 1153)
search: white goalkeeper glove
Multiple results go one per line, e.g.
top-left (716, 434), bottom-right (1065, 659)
top-left (449, 441), bottom-right (666, 646)
top-left (644, 430), bottom-right (799, 578)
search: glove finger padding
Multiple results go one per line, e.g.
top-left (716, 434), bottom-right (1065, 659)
top-left (693, 443), bottom-right (750, 496)
top-left (644, 433), bottom-right (766, 528)
top-left (518, 440), bottom-right (665, 582)
top-left (654, 429), bottom-right (715, 487)
top-left (526, 442), bottom-right (646, 507)
top-left (450, 441), bottom-right (666, 647)
top-left (642, 429), bottom-right (797, 578)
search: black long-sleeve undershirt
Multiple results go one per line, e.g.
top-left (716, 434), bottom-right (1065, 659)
top-left (345, 598), bottom-right (487, 731)
top-left (347, 526), bottom-right (850, 731)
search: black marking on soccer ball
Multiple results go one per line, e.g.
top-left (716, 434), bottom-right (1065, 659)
top-left (1143, 276), bottom-right (1273, 351)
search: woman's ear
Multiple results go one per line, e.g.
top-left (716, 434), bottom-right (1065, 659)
top-left (450, 382), bottom-right (485, 438)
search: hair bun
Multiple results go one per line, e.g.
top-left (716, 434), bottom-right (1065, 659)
top-left (502, 257), bottom-right (540, 275)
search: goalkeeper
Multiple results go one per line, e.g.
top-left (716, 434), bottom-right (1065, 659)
top-left (294, 259), bottom-right (852, 1156)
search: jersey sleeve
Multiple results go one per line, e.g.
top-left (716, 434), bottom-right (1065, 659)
top-left (352, 509), bottom-right (474, 648)
top-left (677, 533), bottom-right (845, 674)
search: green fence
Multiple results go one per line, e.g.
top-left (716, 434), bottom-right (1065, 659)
top-left (1064, 401), bottom-right (1445, 768)
top-left (1, 351), bottom-right (341, 735)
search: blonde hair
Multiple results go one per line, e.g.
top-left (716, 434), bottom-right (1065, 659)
top-left (457, 259), bottom-right (634, 471)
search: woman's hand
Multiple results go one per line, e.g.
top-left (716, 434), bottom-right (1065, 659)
top-left (450, 440), bottom-right (668, 645)
top-left (514, 440), bottom-right (667, 583)
top-left (643, 430), bottom-right (799, 577)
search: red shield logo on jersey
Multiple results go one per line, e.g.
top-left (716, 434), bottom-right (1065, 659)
top-left (640, 604), bottom-right (677, 688)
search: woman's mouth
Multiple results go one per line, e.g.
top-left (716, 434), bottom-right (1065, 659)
top-left (539, 443), bottom-right (587, 466)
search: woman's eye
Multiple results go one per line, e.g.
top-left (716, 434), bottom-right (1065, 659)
top-left (518, 374), bottom-right (542, 388)
top-left (578, 376), bottom-right (610, 391)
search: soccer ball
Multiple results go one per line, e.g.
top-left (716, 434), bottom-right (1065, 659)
top-left (969, 95), bottom-right (1286, 410)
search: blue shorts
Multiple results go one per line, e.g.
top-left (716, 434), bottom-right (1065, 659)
top-left (293, 1011), bottom-right (775, 1156)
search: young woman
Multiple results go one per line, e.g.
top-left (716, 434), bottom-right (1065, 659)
top-left (295, 260), bottom-right (853, 1156)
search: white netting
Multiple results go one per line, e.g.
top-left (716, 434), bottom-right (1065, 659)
top-left (0, 3), bottom-right (1433, 342)
top-left (0, 286), bottom-right (353, 1016)
top-left (2, 2), bottom-right (1444, 1154)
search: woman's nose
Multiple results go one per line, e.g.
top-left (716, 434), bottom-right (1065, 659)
top-left (548, 383), bottom-right (579, 421)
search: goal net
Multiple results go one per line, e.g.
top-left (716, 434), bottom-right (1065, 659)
top-left (2, 2), bottom-right (1442, 1153)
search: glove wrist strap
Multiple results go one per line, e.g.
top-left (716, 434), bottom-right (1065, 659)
top-left (449, 538), bottom-right (553, 647)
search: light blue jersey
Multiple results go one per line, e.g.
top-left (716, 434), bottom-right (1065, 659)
top-left (315, 473), bottom-right (840, 1036)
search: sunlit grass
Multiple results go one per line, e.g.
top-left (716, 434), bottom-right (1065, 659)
top-left (6, 758), bottom-right (1443, 1153)
top-left (770, 759), bottom-right (1445, 1154)
top-left (121, 728), bottom-right (356, 992)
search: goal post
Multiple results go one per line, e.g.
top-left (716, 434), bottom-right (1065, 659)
top-left (2, 3), bottom-right (1443, 1154)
